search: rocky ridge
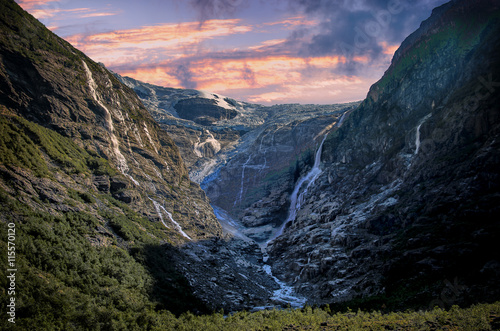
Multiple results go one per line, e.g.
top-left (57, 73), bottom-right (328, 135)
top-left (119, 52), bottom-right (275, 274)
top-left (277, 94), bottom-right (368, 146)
top-left (2, 0), bottom-right (500, 320)
top-left (114, 0), bottom-right (500, 311)
top-left (0, 0), bottom-right (222, 244)
top-left (0, 0), bottom-right (319, 314)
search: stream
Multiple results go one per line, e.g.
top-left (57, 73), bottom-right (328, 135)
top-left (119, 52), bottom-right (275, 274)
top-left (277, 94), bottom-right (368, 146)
top-left (209, 113), bottom-right (349, 310)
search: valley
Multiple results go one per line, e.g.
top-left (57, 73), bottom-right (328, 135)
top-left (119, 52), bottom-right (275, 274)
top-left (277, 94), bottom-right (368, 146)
top-left (118, 0), bottom-right (500, 313)
top-left (1, 0), bottom-right (500, 328)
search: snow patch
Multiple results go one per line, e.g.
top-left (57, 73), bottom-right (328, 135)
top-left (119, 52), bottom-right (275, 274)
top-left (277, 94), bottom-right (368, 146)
top-left (193, 130), bottom-right (221, 158)
top-left (199, 90), bottom-right (239, 111)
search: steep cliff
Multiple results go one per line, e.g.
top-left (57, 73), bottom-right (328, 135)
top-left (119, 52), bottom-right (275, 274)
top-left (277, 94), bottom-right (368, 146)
top-left (0, 0), bottom-right (221, 243)
top-left (0, 0), bottom-right (226, 327)
top-left (269, 0), bottom-right (500, 309)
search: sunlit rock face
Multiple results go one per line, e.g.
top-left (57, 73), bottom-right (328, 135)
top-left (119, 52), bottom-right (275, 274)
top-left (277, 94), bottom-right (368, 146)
top-left (268, 0), bottom-right (500, 308)
top-left (0, 1), bottom-right (221, 244)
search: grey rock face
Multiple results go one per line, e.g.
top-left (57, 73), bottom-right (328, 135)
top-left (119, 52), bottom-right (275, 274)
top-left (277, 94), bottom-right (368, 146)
top-left (116, 72), bottom-right (359, 244)
top-left (174, 97), bottom-right (239, 125)
top-left (105, 0), bottom-right (500, 311)
top-left (0, 3), bottom-right (222, 244)
top-left (268, 0), bottom-right (500, 308)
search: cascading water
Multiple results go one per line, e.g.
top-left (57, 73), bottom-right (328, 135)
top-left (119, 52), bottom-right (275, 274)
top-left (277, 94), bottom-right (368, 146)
top-left (255, 113), bottom-right (347, 309)
top-left (211, 112), bottom-right (348, 310)
top-left (415, 114), bottom-right (431, 155)
top-left (148, 197), bottom-right (192, 240)
top-left (252, 134), bottom-right (328, 309)
top-left (267, 134), bottom-right (328, 244)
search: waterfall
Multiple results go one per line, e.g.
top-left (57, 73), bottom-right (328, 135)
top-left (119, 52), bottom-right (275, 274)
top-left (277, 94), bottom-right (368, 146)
top-left (148, 198), bottom-right (192, 240)
top-left (267, 134), bottom-right (328, 243)
top-left (415, 114), bottom-right (432, 155)
top-left (235, 155), bottom-right (252, 207)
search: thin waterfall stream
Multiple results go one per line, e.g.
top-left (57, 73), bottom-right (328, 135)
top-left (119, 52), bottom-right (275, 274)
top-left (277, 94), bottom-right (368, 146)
top-left (254, 133), bottom-right (329, 309)
top-left (266, 134), bottom-right (328, 245)
top-left (257, 112), bottom-right (347, 308)
top-left (210, 112), bottom-right (348, 310)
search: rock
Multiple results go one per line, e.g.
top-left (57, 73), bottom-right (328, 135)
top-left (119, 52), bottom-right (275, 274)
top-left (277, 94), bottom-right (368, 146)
top-left (266, 0), bottom-right (500, 308)
top-left (93, 175), bottom-right (110, 192)
top-left (110, 176), bottom-right (128, 192)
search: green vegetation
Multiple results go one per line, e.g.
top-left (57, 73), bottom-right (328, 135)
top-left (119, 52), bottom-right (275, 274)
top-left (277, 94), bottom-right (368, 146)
top-left (376, 11), bottom-right (500, 92)
top-left (67, 188), bottom-right (96, 204)
top-left (0, 114), bottom-right (50, 176)
top-left (0, 113), bottom-right (116, 176)
top-left (0, 186), bottom-right (208, 330)
top-left (163, 303), bottom-right (500, 330)
top-left (102, 195), bottom-right (169, 244)
top-left (0, 0), bottom-right (83, 68)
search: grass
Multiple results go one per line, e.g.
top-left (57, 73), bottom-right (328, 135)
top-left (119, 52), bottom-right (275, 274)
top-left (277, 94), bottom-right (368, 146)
top-left (151, 302), bottom-right (500, 330)
top-left (0, 184), bottom-right (207, 330)
top-left (0, 112), bottom-right (116, 177)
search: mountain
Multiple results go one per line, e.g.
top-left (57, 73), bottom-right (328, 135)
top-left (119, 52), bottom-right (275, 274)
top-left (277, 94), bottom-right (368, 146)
top-left (0, 0), bottom-right (231, 327)
top-left (117, 74), bottom-right (359, 242)
top-left (267, 0), bottom-right (500, 310)
top-left (116, 74), bottom-right (266, 175)
top-left (2, 0), bottom-right (500, 327)
top-left (113, 0), bottom-right (500, 312)
top-left (0, 0), bottom-right (222, 243)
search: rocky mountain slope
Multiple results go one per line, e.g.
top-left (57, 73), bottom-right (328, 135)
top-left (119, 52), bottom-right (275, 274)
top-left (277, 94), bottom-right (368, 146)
top-left (1, 0), bottom-right (331, 323)
top-left (268, 0), bottom-right (500, 310)
top-left (117, 74), bottom-right (359, 242)
top-left (0, 0), bottom-right (221, 244)
top-left (113, 0), bottom-right (500, 312)
top-left (0, 0), bottom-right (287, 327)
top-left (117, 75), bottom-right (267, 172)
top-left (2, 0), bottom-right (500, 327)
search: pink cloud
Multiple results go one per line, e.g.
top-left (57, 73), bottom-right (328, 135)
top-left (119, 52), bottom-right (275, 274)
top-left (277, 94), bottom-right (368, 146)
top-left (16, 1), bottom-right (117, 20)
top-left (16, 0), bottom-right (56, 11)
top-left (66, 19), bottom-right (252, 57)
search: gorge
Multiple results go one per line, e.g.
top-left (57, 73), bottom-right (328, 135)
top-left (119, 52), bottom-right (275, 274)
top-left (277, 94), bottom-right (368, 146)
top-left (1, 0), bottom-right (500, 328)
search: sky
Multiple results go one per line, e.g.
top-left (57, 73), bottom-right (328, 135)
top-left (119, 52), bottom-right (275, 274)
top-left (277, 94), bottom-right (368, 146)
top-left (16, 0), bottom-right (449, 105)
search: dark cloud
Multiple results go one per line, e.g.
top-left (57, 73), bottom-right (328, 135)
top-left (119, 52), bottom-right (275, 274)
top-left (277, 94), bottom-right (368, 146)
top-left (185, 0), bottom-right (449, 75)
top-left (110, 0), bottom-right (450, 89)
top-left (188, 0), bottom-right (246, 26)
top-left (282, 0), bottom-right (449, 73)
top-left (171, 62), bottom-right (198, 89)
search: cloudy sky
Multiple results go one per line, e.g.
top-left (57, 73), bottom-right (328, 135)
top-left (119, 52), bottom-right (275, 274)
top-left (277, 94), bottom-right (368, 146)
top-left (17, 0), bottom-right (449, 105)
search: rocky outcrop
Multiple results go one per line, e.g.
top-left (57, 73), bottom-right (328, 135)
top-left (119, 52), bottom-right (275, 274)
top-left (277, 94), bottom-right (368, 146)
top-left (170, 238), bottom-right (279, 312)
top-left (174, 97), bottom-right (239, 125)
top-left (269, 0), bottom-right (500, 309)
top-left (204, 112), bottom-right (348, 243)
top-left (0, 0), bottom-right (318, 315)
